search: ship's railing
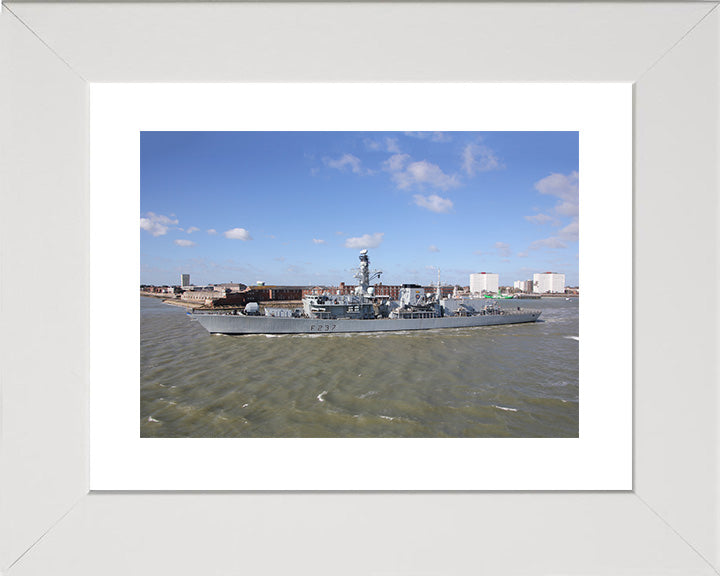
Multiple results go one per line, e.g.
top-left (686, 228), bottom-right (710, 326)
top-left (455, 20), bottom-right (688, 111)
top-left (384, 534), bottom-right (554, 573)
top-left (397, 311), bottom-right (441, 319)
top-left (265, 308), bottom-right (300, 318)
top-left (447, 306), bottom-right (540, 317)
top-left (500, 308), bottom-right (541, 315)
top-left (191, 309), bottom-right (244, 316)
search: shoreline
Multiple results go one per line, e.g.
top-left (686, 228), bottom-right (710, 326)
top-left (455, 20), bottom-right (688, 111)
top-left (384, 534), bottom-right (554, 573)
top-left (162, 299), bottom-right (204, 309)
top-left (140, 293), bottom-right (203, 309)
top-left (141, 294), bottom-right (304, 310)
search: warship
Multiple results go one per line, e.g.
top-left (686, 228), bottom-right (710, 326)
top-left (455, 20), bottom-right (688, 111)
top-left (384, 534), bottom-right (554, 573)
top-left (191, 250), bottom-right (541, 334)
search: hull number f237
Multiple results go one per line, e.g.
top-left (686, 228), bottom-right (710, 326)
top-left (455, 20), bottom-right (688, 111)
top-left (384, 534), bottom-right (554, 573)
top-left (310, 324), bottom-right (337, 332)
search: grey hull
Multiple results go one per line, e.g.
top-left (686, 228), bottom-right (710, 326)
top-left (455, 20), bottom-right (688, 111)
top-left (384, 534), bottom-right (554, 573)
top-left (193, 310), bottom-right (541, 334)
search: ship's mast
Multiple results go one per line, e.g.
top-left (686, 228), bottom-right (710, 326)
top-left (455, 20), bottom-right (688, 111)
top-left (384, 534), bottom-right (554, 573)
top-left (353, 249), bottom-right (381, 296)
top-left (357, 250), bottom-right (370, 290)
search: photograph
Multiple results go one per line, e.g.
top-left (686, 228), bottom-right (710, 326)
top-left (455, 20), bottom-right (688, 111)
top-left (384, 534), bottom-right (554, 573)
top-left (140, 130), bottom-right (579, 438)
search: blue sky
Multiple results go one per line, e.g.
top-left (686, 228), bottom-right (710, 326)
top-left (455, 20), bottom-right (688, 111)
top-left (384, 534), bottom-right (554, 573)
top-left (141, 131), bottom-right (579, 287)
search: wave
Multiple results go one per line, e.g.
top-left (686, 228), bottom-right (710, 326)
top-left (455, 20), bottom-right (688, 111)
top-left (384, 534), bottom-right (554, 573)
top-left (492, 405), bottom-right (518, 412)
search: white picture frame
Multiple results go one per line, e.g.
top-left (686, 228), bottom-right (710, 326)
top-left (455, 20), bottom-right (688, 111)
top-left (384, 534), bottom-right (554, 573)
top-left (1, 2), bottom-right (718, 574)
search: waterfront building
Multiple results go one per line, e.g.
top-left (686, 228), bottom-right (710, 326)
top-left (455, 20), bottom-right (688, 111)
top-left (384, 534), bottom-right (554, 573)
top-left (533, 272), bottom-right (566, 294)
top-left (265, 286), bottom-right (304, 300)
top-left (212, 283), bottom-right (246, 293)
top-left (470, 272), bottom-right (499, 295)
top-left (141, 285), bottom-right (176, 295)
top-left (180, 273), bottom-right (190, 288)
top-left (452, 286), bottom-right (472, 298)
top-left (304, 286), bottom-right (328, 297)
top-left (514, 280), bottom-right (533, 293)
top-left (437, 285), bottom-right (455, 298)
top-left (375, 284), bottom-right (402, 299)
top-left (181, 287), bottom-right (228, 304)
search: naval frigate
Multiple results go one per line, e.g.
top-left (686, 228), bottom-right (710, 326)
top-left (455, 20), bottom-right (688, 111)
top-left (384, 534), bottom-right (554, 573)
top-left (191, 250), bottom-right (541, 334)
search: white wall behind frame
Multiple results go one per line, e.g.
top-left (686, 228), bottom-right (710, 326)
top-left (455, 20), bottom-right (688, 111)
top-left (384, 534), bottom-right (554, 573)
top-left (634, 7), bottom-right (719, 570)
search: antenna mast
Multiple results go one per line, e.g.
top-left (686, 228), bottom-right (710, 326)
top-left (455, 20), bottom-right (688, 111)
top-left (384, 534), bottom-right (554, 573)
top-left (353, 250), bottom-right (382, 296)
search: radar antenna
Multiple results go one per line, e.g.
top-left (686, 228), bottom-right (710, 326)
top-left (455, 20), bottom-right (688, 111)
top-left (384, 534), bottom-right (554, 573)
top-left (353, 249), bottom-right (382, 296)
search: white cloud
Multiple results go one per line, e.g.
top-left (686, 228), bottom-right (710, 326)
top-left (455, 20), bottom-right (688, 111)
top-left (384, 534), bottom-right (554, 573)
top-left (528, 222), bottom-right (577, 251)
top-left (140, 212), bottom-right (178, 237)
top-left (223, 228), bottom-right (252, 241)
top-left (527, 171), bottom-right (579, 251)
top-left (535, 170), bottom-right (578, 199)
top-left (413, 194), bottom-right (453, 213)
top-left (559, 220), bottom-right (579, 242)
top-left (345, 232), bottom-right (384, 249)
top-left (383, 153), bottom-right (410, 173)
top-left (462, 142), bottom-right (503, 176)
top-left (365, 139), bottom-right (381, 151)
top-left (495, 241), bottom-right (511, 258)
top-left (324, 154), bottom-right (365, 174)
top-left (386, 156), bottom-right (460, 191)
top-left (535, 171), bottom-right (579, 218)
top-left (428, 245), bottom-right (440, 252)
top-left (556, 201), bottom-right (579, 217)
top-left (365, 137), bottom-right (401, 153)
top-left (525, 213), bottom-right (555, 225)
top-left (174, 239), bottom-right (196, 247)
top-left (207, 229), bottom-right (218, 235)
top-left (530, 237), bottom-right (567, 250)
top-left (185, 226), bottom-right (200, 234)
top-left (312, 238), bottom-right (326, 245)
top-left (385, 137), bottom-right (401, 153)
top-left (404, 132), bottom-right (452, 143)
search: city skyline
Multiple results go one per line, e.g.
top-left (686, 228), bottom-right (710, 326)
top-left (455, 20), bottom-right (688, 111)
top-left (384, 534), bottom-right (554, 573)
top-left (141, 131), bottom-right (579, 287)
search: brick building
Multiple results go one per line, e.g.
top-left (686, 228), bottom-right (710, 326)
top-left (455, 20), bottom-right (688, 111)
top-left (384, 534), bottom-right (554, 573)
top-left (209, 285), bottom-right (305, 307)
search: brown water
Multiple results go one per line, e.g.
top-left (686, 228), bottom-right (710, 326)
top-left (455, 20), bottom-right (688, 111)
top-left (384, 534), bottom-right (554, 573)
top-left (141, 296), bottom-right (579, 438)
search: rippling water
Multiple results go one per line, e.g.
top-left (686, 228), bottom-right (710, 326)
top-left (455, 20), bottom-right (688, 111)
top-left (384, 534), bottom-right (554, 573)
top-left (141, 296), bottom-right (579, 438)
